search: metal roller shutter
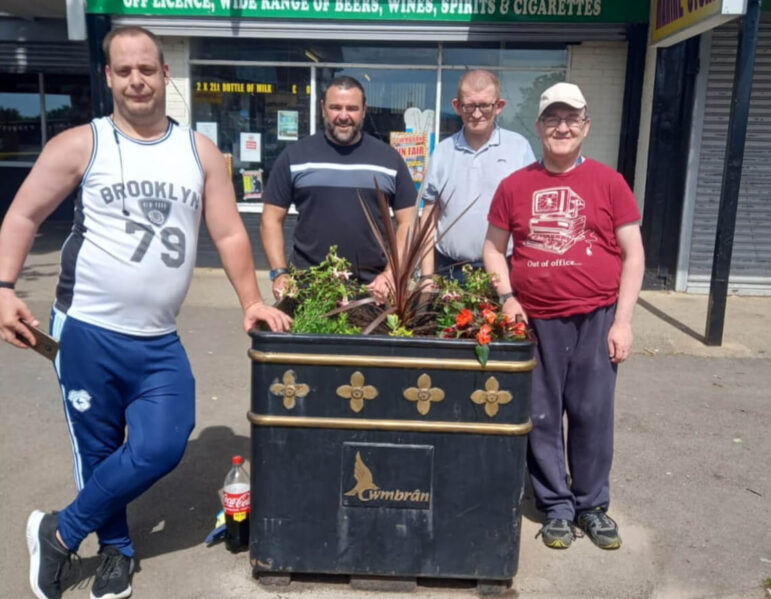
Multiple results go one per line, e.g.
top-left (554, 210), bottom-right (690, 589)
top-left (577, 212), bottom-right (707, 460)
top-left (687, 22), bottom-right (771, 294)
top-left (0, 42), bottom-right (89, 74)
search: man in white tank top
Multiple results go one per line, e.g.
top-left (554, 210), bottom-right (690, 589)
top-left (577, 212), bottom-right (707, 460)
top-left (0, 26), bottom-right (291, 599)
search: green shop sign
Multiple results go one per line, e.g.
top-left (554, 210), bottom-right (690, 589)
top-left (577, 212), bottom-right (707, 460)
top-left (87, 0), bottom-right (649, 23)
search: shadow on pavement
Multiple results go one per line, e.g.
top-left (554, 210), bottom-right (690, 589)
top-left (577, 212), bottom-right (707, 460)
top-left (126, 425), bottom-right (250, 560)
top-left (636, 297), bottom-right (703, 342)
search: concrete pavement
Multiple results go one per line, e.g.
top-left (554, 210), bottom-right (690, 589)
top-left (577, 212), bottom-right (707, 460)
top-left (0, 234), bottom-right (769, 599)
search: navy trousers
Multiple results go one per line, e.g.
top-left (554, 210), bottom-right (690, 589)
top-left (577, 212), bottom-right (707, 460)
top-left (527, 304), bottom-right (617, 521)
top-left (51, 311), bottom-right (195, 557)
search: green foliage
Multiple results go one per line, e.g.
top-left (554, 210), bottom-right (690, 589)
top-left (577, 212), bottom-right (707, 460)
top-left (386, 314), bottom-right (413, 337)
top-left (285, 246), bottom-right (364, 336)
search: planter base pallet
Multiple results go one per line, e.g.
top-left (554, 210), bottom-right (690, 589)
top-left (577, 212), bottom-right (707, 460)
top-left (254, 572), bottom-right (513, 596)
top-left (249, 332), bottom-right (534, 593)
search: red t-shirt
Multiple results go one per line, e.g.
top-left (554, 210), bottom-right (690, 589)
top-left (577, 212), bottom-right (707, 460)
top-left (488, 159), bottom-right (641, 319)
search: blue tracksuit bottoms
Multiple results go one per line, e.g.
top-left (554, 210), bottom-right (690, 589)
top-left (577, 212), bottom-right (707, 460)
top-left (527, 304), bottom-right (617, 522)
top-left (50, 310), bottom-right (195, 557)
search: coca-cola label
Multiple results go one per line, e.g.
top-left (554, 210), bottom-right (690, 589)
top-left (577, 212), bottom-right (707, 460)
top-left (224, 491), bottom-right (250, 515)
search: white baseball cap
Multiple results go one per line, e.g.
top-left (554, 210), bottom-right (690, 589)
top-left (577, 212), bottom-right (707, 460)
top-left (538, 82), bottom-right (587, 118)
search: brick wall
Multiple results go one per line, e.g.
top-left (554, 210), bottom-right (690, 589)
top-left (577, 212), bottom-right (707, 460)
top-left (162, 36), bottom-right (191, 127)
top-left (568, 41), bottom-right (628, 170)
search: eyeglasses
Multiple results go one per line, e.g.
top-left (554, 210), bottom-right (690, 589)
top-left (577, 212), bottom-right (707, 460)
top-left (540, 116), bottom-right (587, 129)
top-left (459, 102), bottom-right (498, 116)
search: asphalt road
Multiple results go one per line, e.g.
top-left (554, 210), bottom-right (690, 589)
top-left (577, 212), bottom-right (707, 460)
top-left (0, 246), bottom-right (769, 599)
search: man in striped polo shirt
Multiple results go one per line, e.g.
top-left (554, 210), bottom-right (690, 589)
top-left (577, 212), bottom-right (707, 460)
top-left (261, 75), bottom-right (416, 303)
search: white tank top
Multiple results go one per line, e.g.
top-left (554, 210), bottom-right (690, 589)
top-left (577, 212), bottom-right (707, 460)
top-left (55, 116), bottom-right (204, 336)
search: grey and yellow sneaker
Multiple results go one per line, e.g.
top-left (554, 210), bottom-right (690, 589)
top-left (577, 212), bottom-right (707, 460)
top-left (90, 545), bottom-right (134, 599)
top-left (576, 507), bottom-right (622, 550)
top-left (535, 518), bottom-right (576, 549)
top-left (26, 510), bottom-right (79, 599)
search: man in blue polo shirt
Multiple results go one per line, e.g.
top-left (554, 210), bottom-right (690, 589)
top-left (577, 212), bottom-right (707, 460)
top-left (420, 69), bottom-right (535, 281)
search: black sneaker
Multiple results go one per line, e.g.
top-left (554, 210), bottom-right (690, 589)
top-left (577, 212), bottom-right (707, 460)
top-left (90, 545), bottom-right (134, 599)
top-left (576, 507), bottom-right (622, 550)
top-left (26, 510), bottom-right (79, 599)
top-left (535, 518), bottom-right (576, 549)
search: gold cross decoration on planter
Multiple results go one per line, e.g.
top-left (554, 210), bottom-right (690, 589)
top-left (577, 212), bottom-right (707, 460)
top-left (269, 370), bottom-right (310, 410)
top-left (403, 373), bottom-right (445, 415)
top-left (336, 371), bottom-right (378, 413)
top-left (470, 376), bottom-right (513, 417)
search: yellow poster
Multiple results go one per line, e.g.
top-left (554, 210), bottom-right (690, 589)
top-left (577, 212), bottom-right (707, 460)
top-left (390, 132), bottom-right (428, 184)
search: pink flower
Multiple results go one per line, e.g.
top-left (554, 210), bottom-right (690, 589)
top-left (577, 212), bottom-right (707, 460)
top-left (331, 267), bottom-right (352, 280)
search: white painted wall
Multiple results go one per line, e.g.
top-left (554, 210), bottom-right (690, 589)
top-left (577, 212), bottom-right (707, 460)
top-left (567, 41), bottom-right (628, 171)
top-left (161, 36), bottom-right (191, 126)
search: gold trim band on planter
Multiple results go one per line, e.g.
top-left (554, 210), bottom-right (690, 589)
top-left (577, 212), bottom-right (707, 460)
top-left (249, 350), bottom-right (536, 373)
top-left (247, 412), bottom-right (533, 436)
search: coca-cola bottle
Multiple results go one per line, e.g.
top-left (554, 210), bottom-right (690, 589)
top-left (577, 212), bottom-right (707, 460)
top-left (223, 455), bottom-right (250, 553)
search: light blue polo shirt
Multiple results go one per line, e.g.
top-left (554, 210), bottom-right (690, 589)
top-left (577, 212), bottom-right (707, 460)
top-left (422, 126), bottom-right (535, 262)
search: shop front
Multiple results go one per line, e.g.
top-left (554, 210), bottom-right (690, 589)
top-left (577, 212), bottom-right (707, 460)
top-left (87, 0), bottom-right (648, 219)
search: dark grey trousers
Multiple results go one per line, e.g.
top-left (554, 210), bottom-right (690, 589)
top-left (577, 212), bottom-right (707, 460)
top-left (527, 304), bottom-right (618, 521)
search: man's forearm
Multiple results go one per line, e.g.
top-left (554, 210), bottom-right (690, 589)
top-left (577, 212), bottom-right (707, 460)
top-left (0, 211), bottom-right (39, 283)
top-left (418, 204), bottom-right (436, 277)
top-left (260, 217), bottom-right (288, 270)
top-left (483, 246), bottom-right (512, 296)
top-left (614, 252), bottom-right (644, 326)
top-left (213, 232), bottom-right (264, 310)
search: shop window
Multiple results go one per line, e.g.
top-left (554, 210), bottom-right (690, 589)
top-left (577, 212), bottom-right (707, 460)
top-left (440, 67), bottom-right (565, 151)
top-left (44, 74), bottom-right (92, 141)
top-left (189, 40), bottom-right (565, 207)
top-left (0, 73), bottom-right (91, 163)
top-left (317, 67), bottom-right (437, 144)
top-left (442, 44), bottom-right (566, 68)
top-left (308, 41), bottom-right (437, 66)
top-left (192, 38), bottom-right (437, 66)
top-left (191, 65), bottom-right (311, 205)
top-left (0, 74), bottom-right (41, 162)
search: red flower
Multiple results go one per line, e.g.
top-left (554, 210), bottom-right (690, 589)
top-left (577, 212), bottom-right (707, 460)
top-left (477, 324), bottom-right (492, 345)
top-left (456, 308), bottom-right (473, 327)
top-left (513, 322), bottom-right (527, 337)
top-left (502, 314), bottom-right (513, 326)
top-left (482, 308), bottom-right (497, 325)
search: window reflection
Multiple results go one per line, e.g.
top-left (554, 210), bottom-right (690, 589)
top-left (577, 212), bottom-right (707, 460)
top-left (318, 67), bottom-right (437, 143)
top-left (44, 74), bottom-right (92, 141)
top-left (0, 74), bottom-right (91, 162)
top-left (0, 74), bottom-right (41, 161)
top-left (440, 68), bottom-right (564, 150)
top-left (443, 44), bottom-right (566, 68)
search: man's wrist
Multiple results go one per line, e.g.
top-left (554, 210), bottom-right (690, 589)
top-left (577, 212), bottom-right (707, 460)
top-left (243, 298), bottom-right (266, 311)
top-left (498, 291), bottom-right (516, 303)
top-left (0, 280), bottom-right (16, 290)
top-left (269, 267), bottom-right (290, 281)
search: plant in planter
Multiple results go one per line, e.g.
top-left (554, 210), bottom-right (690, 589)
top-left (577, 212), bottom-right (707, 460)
top-left (280, 184), bottom-right (530, 364)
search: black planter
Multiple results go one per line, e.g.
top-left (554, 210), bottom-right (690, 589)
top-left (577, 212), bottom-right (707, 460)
top-left (248, 331), bottom-right (534, 589)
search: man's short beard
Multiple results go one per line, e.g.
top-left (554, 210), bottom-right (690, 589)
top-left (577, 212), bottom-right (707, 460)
top-left (325, 119), bottom-right (362, 145)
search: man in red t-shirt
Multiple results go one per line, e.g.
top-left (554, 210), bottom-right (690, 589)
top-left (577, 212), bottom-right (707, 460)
top-left (483, 82), bottom-right (644, 551)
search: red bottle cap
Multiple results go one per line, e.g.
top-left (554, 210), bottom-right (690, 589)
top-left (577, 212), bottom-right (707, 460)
top-left (232, 455), bottom-right (243, 465)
